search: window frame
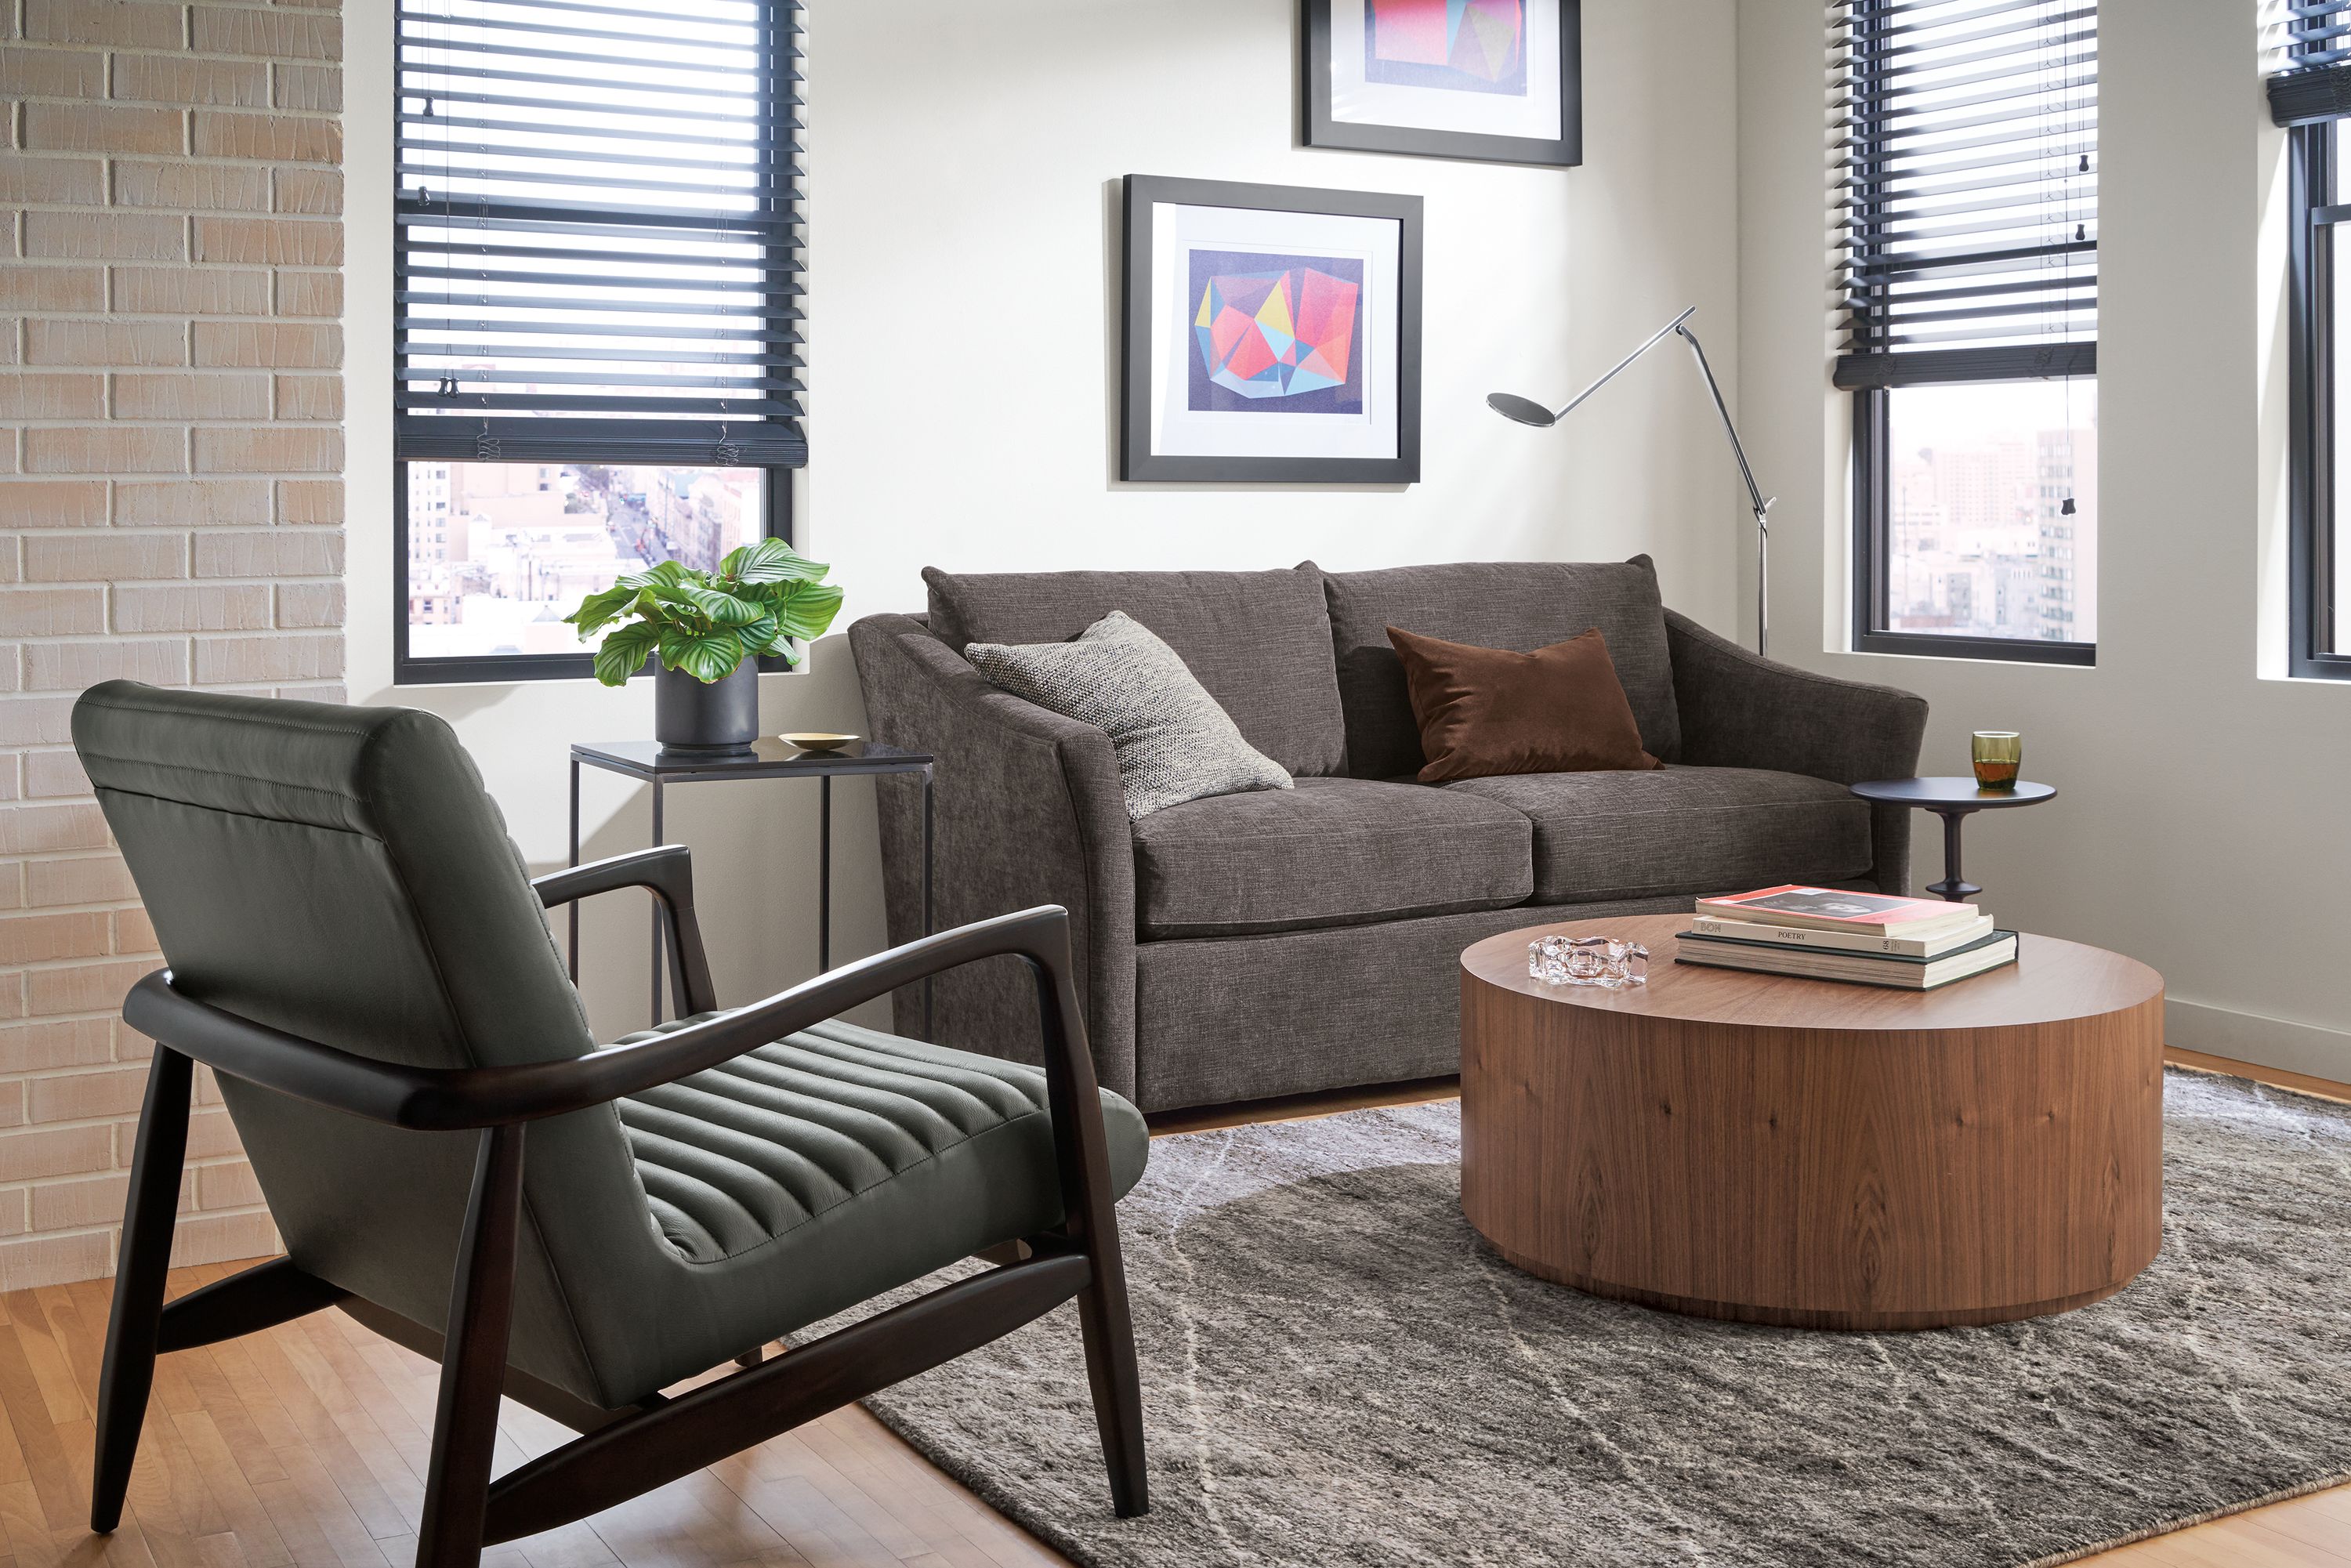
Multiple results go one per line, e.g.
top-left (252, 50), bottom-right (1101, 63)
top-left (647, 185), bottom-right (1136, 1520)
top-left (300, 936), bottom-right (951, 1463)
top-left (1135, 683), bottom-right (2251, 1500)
top-left (2288, 120), bottom-right (2351, 681)
top-left (1838, 0), bottom-right (2099, 667)
top-left (389, 0), bottom-right (806, 687)
top-left (393, 463), bottom-right (794, 687)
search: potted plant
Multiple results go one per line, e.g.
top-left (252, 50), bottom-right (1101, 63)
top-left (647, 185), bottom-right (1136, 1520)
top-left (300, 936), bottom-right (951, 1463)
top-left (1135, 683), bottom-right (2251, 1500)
top-left (565, 537), bottom-right (845, 756)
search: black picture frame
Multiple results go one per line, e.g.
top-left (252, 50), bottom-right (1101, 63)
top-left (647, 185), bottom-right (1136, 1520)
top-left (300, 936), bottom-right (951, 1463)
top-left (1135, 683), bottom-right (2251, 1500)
top-left (1302, 0), bottom-right (1581, 168)
top-left (1119, 175), bottom-right (1422, 484)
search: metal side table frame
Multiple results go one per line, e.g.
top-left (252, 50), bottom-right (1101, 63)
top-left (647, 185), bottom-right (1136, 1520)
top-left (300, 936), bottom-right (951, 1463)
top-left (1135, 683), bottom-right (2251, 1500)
top-left (569, 738), bottom-right (936, 1034)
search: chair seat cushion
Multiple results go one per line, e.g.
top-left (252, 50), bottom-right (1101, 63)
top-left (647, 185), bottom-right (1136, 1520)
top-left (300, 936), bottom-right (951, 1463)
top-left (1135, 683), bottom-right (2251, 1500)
top-left (1443, 766), bottom-right (1875, 904)
top-left (1131, 775), bottom-right (1532, 939)
top-left (610, 1018), bottom-right (1149, 1269)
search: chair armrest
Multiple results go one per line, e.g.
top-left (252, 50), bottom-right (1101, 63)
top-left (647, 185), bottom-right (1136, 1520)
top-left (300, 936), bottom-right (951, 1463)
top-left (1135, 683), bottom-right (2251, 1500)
top-left (531, 846), bottom-right (716, 1016)
top-left (532, 845), bottom-right (692, 911)
top-left (849, 614), bottom-right (1139, 1096)
top-left (1665, 610), bottom-right (1928, 785)
top-left (122, 905), bottom-right (1107, 1132)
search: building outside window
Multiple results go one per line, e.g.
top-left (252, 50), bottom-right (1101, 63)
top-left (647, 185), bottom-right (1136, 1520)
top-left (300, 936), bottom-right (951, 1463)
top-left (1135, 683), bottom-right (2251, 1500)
top-left (1837, 0), bottom-right (2098, 664)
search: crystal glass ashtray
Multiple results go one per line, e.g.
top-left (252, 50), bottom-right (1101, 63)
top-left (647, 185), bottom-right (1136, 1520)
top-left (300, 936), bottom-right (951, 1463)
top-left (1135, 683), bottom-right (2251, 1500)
top-left (1527, 934), bottom-right (1650, 989)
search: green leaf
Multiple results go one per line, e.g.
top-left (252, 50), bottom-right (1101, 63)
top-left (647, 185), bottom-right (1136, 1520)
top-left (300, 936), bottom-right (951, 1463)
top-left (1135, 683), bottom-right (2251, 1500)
top-left (765, 579), bottom-right (845, 643)
top-left (737, 618), bottom-right (802, 667)
top-left (576, 559), bottom-right (773, 644)
top-left (591, 621), bottom-right (659, 687)
top-left (735, 611), bottom-right (781, 652)
top-left (726, 536), bottom-right (830, 585)
top-left (677, 583), bottom-right (765, 626)
top-left (565, 583), bottom-right (637, 633)
top-left (659, 626), bottom-right (745, 684)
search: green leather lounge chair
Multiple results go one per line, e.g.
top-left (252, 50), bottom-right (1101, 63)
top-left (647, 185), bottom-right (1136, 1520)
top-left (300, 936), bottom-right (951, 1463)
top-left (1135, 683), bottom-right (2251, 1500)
top-left (70, 681), bottom-right (1151, 1567)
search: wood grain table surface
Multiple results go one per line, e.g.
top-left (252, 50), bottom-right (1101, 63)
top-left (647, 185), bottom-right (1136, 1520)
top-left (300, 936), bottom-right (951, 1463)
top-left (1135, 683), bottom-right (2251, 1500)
top-left (1459, 913), bottom-right (2166, 1331)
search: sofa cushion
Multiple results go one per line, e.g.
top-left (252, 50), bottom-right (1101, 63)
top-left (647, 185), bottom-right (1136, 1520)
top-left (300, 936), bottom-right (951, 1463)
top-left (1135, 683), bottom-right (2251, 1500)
top-left (1130, 776), bottom-right (1531, 939)
top-left (925, 564), bottom-right (1347, 777)
top-left (1388, 624), bottom-right (1660, 782)
top-left (1443, 766), bottom-right (1874, 904)
top-left (965, 610), bottom-right (1292, 820)
top-left (1320, 556), bottom-right (1681, 777)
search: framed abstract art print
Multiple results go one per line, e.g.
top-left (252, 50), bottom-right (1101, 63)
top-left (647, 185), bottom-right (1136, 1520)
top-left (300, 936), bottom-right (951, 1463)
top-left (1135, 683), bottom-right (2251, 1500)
top-left (1304, 0), bottom-right (1581, 167)
top-left (1120, 175), bottom-right (1422, 484)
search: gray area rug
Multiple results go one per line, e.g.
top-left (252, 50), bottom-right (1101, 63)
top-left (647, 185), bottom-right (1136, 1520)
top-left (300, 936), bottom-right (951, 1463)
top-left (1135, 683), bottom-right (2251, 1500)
top-left (847, 1070), bottom-right (2351, 1566)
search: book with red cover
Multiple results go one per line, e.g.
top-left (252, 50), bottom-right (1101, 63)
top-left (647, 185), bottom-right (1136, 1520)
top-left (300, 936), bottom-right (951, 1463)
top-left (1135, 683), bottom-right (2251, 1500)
top-left (1694, 885), bottom-right (1980, 936)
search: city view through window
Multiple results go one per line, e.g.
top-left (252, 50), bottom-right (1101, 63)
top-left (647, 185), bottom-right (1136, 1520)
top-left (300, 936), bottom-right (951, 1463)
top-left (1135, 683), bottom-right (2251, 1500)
top-left (1883, 380), bottom-right (2097, 646)
top-left (404, 462), bottom-right (766, 661)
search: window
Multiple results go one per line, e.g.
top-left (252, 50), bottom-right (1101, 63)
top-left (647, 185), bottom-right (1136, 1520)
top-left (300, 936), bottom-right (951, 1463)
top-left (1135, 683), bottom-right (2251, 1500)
top-left (1836, 0), bottom-right (2098, 664)
top-left (393, 0), bottom-right (805, 683)
top-left (2273, 10), bottom-right (2351, 679)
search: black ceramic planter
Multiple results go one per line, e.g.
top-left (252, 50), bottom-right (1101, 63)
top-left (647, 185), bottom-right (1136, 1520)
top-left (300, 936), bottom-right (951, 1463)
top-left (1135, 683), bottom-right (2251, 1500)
top-left (654, 661), bottom-right (759, 757)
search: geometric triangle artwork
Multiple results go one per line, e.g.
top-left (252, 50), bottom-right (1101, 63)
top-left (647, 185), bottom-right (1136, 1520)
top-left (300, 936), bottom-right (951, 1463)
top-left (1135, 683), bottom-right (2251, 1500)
top-left (1193, 266), bottom-right (1360, 401)
top-left (1368, 0), bottom-right (1524, 84)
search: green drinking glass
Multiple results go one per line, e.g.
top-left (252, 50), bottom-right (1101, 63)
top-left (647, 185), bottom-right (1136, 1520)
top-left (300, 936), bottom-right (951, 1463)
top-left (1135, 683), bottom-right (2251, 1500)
top-left (1972, 730), bottom-right (2023, 791)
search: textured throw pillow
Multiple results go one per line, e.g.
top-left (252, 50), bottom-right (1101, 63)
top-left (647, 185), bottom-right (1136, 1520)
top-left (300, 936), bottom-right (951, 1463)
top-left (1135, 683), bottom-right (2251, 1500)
top-left (965, 610), bottom-right (1294, 820)
top-left (1387, 624), bottom-right (1661, 784)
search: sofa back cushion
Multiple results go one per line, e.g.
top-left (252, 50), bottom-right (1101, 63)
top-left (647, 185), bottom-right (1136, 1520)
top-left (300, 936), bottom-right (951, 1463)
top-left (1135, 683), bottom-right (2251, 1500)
top-left (1319, 556), bottom-right (1682, 777)
top-left (924, 563), bottom-right (1348, 777)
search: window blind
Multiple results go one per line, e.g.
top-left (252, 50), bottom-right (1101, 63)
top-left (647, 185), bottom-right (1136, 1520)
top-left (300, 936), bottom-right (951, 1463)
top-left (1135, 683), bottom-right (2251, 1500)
top-left (2268, 2), bottom-right (2351, 126)
top-left (393, 0), bottom-right (805, 465)
top-left (1832, 0), bottom-right (2097, 390)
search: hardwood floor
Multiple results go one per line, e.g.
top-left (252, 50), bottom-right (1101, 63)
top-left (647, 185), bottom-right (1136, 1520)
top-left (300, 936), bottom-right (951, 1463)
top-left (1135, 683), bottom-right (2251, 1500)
top-left (0, 1048), bottom-right (2336, 1568)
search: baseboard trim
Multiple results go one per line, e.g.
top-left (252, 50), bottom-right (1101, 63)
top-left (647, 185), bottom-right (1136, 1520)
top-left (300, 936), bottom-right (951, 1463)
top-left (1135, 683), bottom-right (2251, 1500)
top-left (2165, 997), bottom-right (2351, 1085)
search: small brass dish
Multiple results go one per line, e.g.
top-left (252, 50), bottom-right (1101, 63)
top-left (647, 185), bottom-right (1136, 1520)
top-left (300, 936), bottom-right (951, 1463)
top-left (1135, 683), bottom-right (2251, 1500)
top-left (781, 732), bottom-right (857, 754)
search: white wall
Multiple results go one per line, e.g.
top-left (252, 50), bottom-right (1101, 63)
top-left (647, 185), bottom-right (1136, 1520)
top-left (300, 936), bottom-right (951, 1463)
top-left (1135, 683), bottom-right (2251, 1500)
top-left (1737, 0), bottom-right (2351, 1077)
top-left (345, 0), bottom-right (1747, 1037)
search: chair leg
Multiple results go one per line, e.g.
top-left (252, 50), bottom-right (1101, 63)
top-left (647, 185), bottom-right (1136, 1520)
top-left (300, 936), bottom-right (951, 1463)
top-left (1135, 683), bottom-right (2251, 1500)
top-left (1074, 1250), bottom-right (1149, 1517)
top-left (415, 1124), bottom-right (526, 1568)
top-left (90, 1046), bottom-right (192, 1533)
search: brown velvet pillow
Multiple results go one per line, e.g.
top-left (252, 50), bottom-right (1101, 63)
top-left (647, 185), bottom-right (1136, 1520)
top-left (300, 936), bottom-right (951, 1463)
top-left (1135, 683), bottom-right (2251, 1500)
top-left (1386, 625), bottom-right (1661, 784)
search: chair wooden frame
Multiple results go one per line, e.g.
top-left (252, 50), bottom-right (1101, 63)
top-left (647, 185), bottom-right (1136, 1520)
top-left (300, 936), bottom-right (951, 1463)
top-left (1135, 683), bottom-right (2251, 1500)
top-left (89, 846), bottom-right (1148, 1567)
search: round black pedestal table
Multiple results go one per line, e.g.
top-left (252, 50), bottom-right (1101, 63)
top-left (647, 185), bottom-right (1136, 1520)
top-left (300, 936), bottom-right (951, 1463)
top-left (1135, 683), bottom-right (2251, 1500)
top-left (1849, 777), bottom-right (2057, 903)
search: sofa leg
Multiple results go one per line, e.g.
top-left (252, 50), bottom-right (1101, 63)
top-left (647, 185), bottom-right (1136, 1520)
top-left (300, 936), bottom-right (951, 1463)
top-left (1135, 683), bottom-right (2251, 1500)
top-left (416, 1124), bottom-right (525, 1568)
top-left (1075, 1256), bottom-right (1149, 1518)
top-left (90, 1046), bottom-right (192, 1533)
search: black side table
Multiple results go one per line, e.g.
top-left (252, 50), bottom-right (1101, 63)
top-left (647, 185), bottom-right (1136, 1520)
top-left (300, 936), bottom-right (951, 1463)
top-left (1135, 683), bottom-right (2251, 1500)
top-left (570, 738), bottom-right (935, 1031)
top-left (1849, 776), bottom-right (2057, 903)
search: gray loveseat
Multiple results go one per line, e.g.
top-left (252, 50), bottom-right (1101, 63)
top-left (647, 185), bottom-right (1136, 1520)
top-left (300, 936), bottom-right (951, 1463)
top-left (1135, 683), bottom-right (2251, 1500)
top-left (849, 556), bottom-right (1927, 1114)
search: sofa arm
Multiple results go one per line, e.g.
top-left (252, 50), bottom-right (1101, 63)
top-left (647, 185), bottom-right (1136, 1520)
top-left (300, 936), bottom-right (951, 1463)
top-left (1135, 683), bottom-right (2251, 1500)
top-left (1665, 610), bottom-right (1929, 894)
top-left (847, 614), bottom-right (1139, 1097)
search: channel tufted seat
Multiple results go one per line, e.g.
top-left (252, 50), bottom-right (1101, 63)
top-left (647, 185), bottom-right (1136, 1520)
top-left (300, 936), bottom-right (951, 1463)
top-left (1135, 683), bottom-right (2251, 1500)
top-left (614, 1014), bottom-right (1148, 1267)
top-left (70, 681), bottom-right (1152, 1568)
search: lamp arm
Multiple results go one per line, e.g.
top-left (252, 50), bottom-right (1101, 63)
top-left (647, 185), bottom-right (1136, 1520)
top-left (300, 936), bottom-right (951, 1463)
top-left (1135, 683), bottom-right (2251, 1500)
top-left (1673, 324), bottom-right (1773, 524)
top-left (1549, 306), bottom-right (1698, 420)
top-left (1491, 304), bottom-right (1774, 657)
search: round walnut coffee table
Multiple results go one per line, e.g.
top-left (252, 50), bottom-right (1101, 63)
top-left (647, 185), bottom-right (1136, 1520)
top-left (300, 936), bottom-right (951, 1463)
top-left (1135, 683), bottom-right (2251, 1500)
top-left (1458, 914), bottom-right (2164, 1331)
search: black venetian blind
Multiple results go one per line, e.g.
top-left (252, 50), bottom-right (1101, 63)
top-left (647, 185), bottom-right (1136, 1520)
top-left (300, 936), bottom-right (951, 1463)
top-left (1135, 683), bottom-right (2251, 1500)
top-left (2269, 2), bottom-right (2351, 125)
top-left (1833, 0), bottom-right (2097, 390)
top-left (393, 0), bottom-right (805, 465)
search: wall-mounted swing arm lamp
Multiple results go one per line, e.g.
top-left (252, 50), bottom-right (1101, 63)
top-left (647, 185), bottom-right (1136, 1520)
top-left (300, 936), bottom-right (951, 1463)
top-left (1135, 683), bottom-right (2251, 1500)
top-left (1487, 306), bottom-right (1775, 657)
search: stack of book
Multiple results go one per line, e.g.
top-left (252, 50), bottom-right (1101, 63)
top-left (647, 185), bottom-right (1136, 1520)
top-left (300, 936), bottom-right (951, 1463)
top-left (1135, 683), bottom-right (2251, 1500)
top-left (1675, 885), bottom-right (2019, 990)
